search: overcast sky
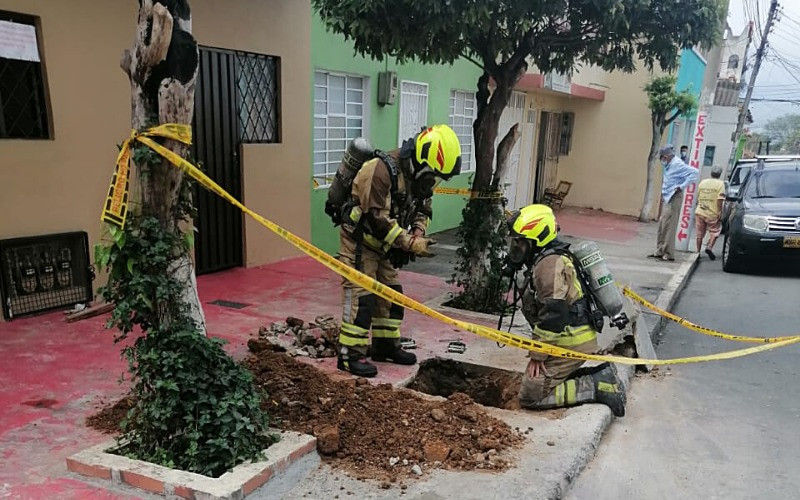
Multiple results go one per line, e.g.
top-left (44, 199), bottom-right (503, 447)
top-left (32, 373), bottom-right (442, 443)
top-left (728, 0), bottom-right (800, 129)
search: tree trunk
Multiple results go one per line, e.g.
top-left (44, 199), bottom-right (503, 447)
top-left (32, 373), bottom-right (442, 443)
top-left (491, 123), bottom-right (521, 189)
top-left (639, 118), bottom-right (665, 222)
top-left (121, 0), bottom-right (206, 333)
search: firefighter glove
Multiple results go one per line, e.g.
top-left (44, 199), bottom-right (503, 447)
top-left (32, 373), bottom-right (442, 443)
top-left (408, 236), bottom-right (436, 257)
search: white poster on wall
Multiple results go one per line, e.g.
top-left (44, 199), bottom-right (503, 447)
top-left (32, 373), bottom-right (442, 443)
top-left (0, 20), bottom-right (40, 62)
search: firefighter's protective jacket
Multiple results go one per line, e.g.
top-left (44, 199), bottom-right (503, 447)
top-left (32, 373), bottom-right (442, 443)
top-left (522, 252), bottom-right (597, 361)
top-left (343, 154), bottom-right (431, 253)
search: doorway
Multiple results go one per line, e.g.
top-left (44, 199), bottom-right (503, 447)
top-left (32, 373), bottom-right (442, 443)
top-left (534, 111), bottom-right (561, 202)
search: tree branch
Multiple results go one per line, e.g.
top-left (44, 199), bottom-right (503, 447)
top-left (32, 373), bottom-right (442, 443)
top-left (460, 51), bottom-right (486, 71)
top-left (665, 110), bottom-right (682, 125)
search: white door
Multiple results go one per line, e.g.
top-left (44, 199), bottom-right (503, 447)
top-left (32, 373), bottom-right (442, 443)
top-left (498, 91), bottom-right (526, 208)
top-left (398, 81), bottom-right (429, 146)
top-left (512, 103), bottom-right (537, 209)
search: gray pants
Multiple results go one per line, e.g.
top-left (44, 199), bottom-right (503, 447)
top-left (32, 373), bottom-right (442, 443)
top-left (656, 191), bottom-right (682, 259)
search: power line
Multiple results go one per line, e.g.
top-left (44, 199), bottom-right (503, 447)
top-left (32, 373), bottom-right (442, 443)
top-left (730, 0), bottom-right (780, 168)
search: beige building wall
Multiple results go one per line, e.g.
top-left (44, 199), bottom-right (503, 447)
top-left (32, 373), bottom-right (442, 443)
top-left (0, 1), bottom-right (311, 277)
top-left (517, 65), bottom-right (664, 218)
top-left (558, 69), bottom-right (660, 218)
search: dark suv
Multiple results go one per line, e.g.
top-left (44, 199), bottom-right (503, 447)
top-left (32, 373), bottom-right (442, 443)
top-left (722, 161), bottom-right (800, 273)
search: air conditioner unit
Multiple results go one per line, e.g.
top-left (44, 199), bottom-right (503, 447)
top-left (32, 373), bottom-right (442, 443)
top-left (544, 72), bottom-right (571, 94)
top-left (377, 71), bottom-right (398, 106)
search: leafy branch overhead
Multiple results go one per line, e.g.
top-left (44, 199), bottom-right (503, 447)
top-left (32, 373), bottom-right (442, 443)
top-left (645, 75), bottom-right (697, 131)
top-left (314, 0), bottom-right (724, 77)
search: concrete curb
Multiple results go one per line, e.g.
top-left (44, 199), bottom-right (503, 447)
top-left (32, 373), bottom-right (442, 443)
top-left (67, 431), bottom-right (318, 499)
top-left (648, 253), bottom-right (700, 341)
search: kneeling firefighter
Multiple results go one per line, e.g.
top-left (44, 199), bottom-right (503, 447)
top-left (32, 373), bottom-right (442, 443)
top-left (505, 204), bottom-right (629, 416)
top-left (328, 125), bottom-right (462, 377)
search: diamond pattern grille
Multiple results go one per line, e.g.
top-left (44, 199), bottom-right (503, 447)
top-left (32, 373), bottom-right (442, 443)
top-left (235, 52), bottom-right (279, 143)
top-left (0, 56), bottom-right (49, 139)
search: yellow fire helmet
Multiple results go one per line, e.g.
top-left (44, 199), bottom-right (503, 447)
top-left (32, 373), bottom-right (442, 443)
top-left (509, 204), bottom-right (558, 248)
top-left (415, 124), bottom-right (462, 179)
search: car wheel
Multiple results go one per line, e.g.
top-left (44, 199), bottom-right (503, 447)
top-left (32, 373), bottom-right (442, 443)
top-left (722, 234), bottom-right (745, 273)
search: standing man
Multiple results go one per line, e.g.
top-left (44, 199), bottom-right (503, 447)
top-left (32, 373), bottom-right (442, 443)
top-left (680, 145), bottom-right (690, 163)
top-left (337, 125), bottom-right (462, 377)
top-left (694, 167), bottom-right (726, 260)
top-left (505, 204), bottom-right (626, 417)
top-left (649, 144), bottom-right (699, 261)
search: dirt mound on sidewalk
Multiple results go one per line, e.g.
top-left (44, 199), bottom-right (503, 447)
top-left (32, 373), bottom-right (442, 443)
top-left (87, 350), bottom-right (524, 481)
top-left (244, 350), bottom-right (524, 479)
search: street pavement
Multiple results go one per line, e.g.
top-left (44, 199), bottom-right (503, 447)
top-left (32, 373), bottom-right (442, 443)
top-left (567, 259), bottom-right (800, 499)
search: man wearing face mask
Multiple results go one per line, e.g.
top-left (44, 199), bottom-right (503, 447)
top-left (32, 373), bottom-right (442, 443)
top-left (648, 144), bottom-right (698, 261)
top-left (337, 125), bottom-right (462, 377)
top-left (680, 145), bottom-right (689, 163)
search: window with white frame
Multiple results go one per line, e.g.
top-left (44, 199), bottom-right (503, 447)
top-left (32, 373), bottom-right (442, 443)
top-left (448, 90), bottom-right (476, 172)
top-left (313, 71), bottom-right (366, 187)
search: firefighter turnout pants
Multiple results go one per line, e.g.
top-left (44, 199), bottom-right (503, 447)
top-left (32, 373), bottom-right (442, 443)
top-left (519, 336), bottom-right (599, 409)
top-left (338, 233), bottom-right (404, 357)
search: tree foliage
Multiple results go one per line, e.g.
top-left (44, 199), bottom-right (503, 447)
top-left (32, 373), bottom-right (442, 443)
top-left (644, 75), bottom-right (697, 133)
top-left (638, 75), bottom-right (697, 221)
top-left (763, 113), bottom-right (800, 153)
top-left (314, 0), bottom-right (723, 72)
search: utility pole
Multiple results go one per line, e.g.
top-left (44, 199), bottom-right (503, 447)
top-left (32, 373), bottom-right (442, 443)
top-left (729, 0), bottom-right (779, 168)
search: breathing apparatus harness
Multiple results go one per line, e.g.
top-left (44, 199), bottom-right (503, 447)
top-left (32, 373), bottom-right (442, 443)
top-left (496, 239), bottom-right (616, 348)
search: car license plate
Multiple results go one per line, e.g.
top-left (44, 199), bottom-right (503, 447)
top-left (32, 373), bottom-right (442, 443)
top-left (783, 237), bottom-right (800, 249)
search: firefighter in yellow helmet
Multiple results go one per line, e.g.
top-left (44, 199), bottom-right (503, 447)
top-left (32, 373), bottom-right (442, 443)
top-left (338, 125), bottom-right (462, 377)
top-left (505, 204), bottom-right (626, 416)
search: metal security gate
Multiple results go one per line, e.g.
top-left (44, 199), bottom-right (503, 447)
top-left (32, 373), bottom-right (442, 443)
top-left (193, 47), bottom-right (243, 274)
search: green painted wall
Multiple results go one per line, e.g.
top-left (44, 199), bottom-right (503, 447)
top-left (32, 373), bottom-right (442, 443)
top-left (310, 15), bottom-right (483, 254)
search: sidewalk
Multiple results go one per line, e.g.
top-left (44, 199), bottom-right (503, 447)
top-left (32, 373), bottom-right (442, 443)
top-left (0, 206), bottom-right (697, 499)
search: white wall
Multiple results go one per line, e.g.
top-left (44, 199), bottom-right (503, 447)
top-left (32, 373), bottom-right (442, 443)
top-left (703, 105), bottom-right (740, 176)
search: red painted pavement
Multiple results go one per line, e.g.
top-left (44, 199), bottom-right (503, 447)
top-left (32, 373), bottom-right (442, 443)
top-left (0, 256), bottom-right (470, 498)
top-left (555, 206), bottom-right (642, 245)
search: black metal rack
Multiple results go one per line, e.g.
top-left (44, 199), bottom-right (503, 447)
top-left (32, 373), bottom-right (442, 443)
top-left (0, 231), bottom-right (93, 319)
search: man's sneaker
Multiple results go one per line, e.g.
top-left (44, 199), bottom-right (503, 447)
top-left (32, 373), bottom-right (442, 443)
top-left (370, 338), bottom-right (417, 365)
top-left (705, 248), bottom-right (716, 261)
top-left (591, 364), bottom-right (626, 417)
top-left (337, 355), bottom-right (378, 378)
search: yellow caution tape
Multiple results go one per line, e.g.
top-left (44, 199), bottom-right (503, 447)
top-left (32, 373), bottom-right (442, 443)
top-left (433, 186), bottom-right (504, 199)
top-left (101, 124), bottom-right (193, 229)
top-left (112, 124), bottom-right (800, 366)
top-left (620, 285), bottom-right (800, 344)
top-left (101, 131), bottom-right (134, 228)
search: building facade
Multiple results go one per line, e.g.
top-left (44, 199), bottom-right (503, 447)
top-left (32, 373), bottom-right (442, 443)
top-left (309, 15), bottom-right (482, 254)
top-left (704, 24), bottom-right (753, 172)
top-left (0, 0), bottom-right (311, 319)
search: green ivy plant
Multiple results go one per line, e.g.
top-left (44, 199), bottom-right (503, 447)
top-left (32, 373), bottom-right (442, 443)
top-left (95, 144), bottom-right (275, 478)
top-left (448, 197), bottom-right (510, 314)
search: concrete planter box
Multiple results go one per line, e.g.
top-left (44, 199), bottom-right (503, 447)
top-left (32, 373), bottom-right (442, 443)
top-left (67, 431), bottom-right (318, 499)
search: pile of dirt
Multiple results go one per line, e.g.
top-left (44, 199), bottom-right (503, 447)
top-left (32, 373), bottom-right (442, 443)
top-left (87, 396), bottom-right (134, 434)
top-left (244, 349), bottom-right (525, 480)
top-left (248, 315), bottom-right (340, 359)
top-left (88, 349), bottom-right (525, 481)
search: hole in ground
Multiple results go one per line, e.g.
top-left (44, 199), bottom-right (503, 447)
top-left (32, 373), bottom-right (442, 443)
top-left (408, 358), bottom-right (522, 410)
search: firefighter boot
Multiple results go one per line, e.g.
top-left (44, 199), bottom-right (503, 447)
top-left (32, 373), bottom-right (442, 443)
top-left (591, 364), bottom-right (626, 417)
top-left (337, 347), bottom-right (378, 378)
top-left (370, 338), bottom-right (417, 365)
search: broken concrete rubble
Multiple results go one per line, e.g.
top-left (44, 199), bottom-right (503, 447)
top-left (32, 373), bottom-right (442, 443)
top-left (256, 315), bottom-right (341, 358)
